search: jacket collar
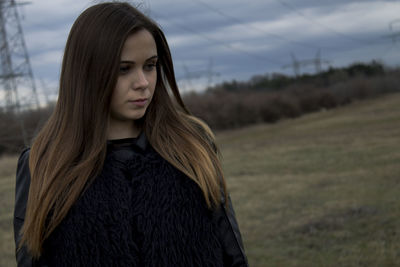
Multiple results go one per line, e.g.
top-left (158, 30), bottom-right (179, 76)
top-left (135, 131), bottom-right (148, 151)
top-left (107, 131), bottom-right (149, 151)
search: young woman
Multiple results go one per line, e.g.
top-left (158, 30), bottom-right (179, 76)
top-left (13, 2), bottom-right (248, 266)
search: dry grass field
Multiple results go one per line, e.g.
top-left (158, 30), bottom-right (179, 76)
top-left (218, 92), bottom-right (400, 266)
top-left (0, 154), bottom-right (18, 267)
top-left (1, 92), bottom-right (400, 266)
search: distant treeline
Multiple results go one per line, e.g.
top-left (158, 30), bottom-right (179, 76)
top-left (184, 61), bottom-right (400, 129)
top-left (0, 105), bottom-right (53, 155)
top-left (1, 61), bottom-right (399, 155)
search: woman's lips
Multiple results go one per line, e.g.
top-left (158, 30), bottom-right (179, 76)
top-left (128, 98), bottom-right (148, 107)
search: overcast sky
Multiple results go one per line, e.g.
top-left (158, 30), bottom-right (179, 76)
top-left (7, 0), bottom-right (400, 102)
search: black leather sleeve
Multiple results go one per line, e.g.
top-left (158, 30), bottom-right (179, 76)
top-left (214, 193), bottom-right (249, 267)
top-left (13, 148), bottom-right (34, 267)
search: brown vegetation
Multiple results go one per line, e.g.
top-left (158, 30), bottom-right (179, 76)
top-left (0, 105), bottom-right (53, 155)
top-left (184, 61), bottom-right (400, 129)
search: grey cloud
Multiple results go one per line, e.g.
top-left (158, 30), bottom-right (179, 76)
top-left (16, 0), bottom-right (400, 93)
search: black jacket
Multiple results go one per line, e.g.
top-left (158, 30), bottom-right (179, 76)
top-left (13, 133), bottom-right (249, 266)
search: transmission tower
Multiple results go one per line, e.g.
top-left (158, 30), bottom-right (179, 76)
top-left (388, 19), bottom-right (400, 44)
top-left (0, 0), bottom-right (39, 112)
top-left (0, 0), bottom-right (39, 145)
top-left (282, 51), bottom-right (331, 76)
top-left (179, 58), bottom-right (220, 92)
top-left (302, 50), bottom-right (331, 73)
top-left (282, 53), bottom-right (301, 77)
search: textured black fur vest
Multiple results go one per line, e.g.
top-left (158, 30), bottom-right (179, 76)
top-left (39, 139), bottom-right (223, 267)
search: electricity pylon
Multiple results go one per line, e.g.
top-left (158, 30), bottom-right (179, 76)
top-left (0, 0), bottom-right (39, 111)
top-left (282, 51), bottom-right (331, 77)
top-left (0, 0), bottom-right (39, 145)
top-left (282, 53), bottom-right (301, 77)
top-left (388, 19), bottom-right (400, 44)
top-left (179, 58), bottom-right (220, 92)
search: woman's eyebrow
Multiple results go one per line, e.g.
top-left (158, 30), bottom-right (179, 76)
top-left (120, 55), bottom-right (158, 64)
top-left (147, 55), bottom-right (158, 60)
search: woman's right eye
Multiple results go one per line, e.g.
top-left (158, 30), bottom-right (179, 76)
top-left (119, 65), bottom-right (130, 74)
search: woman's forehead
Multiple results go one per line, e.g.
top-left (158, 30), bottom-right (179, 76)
top-left (120, 29), bottom-right (158, 61)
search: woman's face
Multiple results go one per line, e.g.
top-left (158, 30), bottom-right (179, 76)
top-left (109, 29), bottom-right (158, 130)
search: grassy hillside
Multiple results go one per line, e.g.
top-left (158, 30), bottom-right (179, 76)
top-left (0, 154), bottom-right (18, 267)
top-left (218, 92), bottom-right (400, 266)
top-left (1, 93), bottom-right (400, 266)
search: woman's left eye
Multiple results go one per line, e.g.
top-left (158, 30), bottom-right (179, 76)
top-left (144, 62), bottom-right (157, 71)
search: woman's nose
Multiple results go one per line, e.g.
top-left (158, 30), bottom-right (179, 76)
top-left (131, 70), bottom-right (149, 90)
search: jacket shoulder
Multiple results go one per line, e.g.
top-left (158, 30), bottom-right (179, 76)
top-left (14, 148), bottom-right (35, 267)
top-left (14, 148), bottom-right (31, 220)
top-left (214, 196), bottom-right (249, 266)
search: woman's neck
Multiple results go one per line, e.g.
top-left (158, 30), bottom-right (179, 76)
top-left (107, 120), bottom-right (140, 140)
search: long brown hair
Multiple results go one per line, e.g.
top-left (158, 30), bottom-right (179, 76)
top-left (20, 2), bottom-right (227, 258)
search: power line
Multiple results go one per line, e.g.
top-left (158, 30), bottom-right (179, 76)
top-left (152, 10), bottom-right (283, 65)
top-left (274, 0), bottom-right (386, 46)
top-left (189, 0), bottom-right (397, 62)
top-left (190, 0), bottom-right (335, 51)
